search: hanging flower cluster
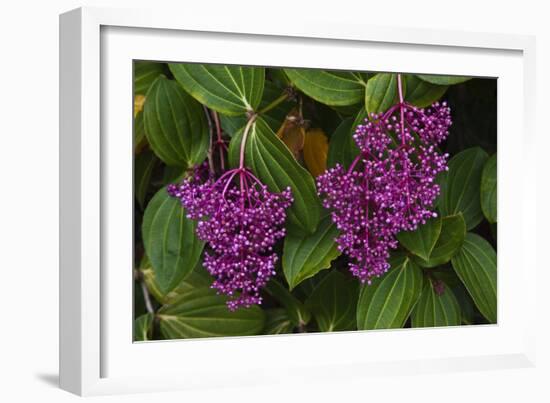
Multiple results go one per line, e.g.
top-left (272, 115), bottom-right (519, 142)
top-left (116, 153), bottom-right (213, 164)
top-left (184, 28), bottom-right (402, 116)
top-left (317, 75), bottom-right (452, 284)
top-left (168, 120), bottom-right (293, 310)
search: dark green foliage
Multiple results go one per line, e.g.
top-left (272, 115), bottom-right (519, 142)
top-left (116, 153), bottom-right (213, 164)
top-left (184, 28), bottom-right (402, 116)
top-left (357, 255), bottom-right (423, 330)
top-left (133, 61), bottom-right (497, 341)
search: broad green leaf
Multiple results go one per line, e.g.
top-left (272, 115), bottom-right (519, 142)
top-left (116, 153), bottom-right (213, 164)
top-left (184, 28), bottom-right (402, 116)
top-left (283, 215), bottom-right (340, 290)
top-left (326, 108), bottom-right (365, 169)
top-left (452, 282), bottom-right (476, 325)
top-left (228, 117), bottom-right (321, 234)
top-left (269, 68), bottom-right (291, 88)
top-left (158, 287), bottom-right (265, 339)
top-left (284, 69), bottom-right (367, 106)
top-left (162, 262), bottom-right (212, 304)
top-left (416, 74), bottom-right (471, 85)
top-left (134, 150), bottom-right (157, 209)
top-left (313, 102), bottom-right (346, 134)
top-left (451, 233), bottom-right (497, 323)
top-left (413, 214), bottom-right (466, 268)
top-left (134, 280), bottom-right (147, 317)
top-left (144, 76), bottom-right (209, 167)
top-left (142, 187), bottom-right (205, 294)
top-left (306, 271), bottom-right (359, 332)
top-left (169, 63), bottom-right (265, 116)
top-left (397, 216), bottom-right (442, 261)
top-left (330, 103), bottom-right (363, 117)
top-left (264, 308), bottom-right (294, 334)
top-left (295, 273), bottom-right (328, 299)
top-left (365, 73), bottom-right (400, 114)
top-left (141, 257), bottom-right (212, 305)
top-left (265, 280), bottom-right (311, 327)
top-left (411, 278), bottom-right (461, 327)
top-left (481, 153), bottom-right (497, 223)
top-left (134, 313), bottom-right (154, 341)
top-left (134, 111), bottom-right (147, 152)
top-left (404, 75), bottom-right (448, 107)
top-left (327, 118), bottom-right (357, 169)
top-left (432, 270), bottom-right (475, 325)
top-left (357, 255), bottom-right (423, 330)
top-left (219, 80), bottom-right (293, 135)
top-left (439, 147), bottom-right (489, 230)
top-left (134, 61), bottom-right (166, 95)
top-left (161, 165), bottom-right (188, 186)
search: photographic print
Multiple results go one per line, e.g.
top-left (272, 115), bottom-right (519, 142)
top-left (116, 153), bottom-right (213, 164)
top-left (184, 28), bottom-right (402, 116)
top-left (133, 62), bottom-right (497, 341)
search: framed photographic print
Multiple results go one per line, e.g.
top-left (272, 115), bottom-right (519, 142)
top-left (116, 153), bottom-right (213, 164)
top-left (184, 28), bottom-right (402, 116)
top-left (59, 6), bottom-right (537, 396)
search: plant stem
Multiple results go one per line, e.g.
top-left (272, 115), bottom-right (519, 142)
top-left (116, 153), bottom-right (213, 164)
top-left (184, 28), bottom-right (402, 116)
top-left (348, 153), bottom-right (362, 174)
top-left (397, 73), bottom-right (412, 211)
top-left (397, 74), bottom-right (406, 146)
top-left (239, 114), bottom-right (257, 169)
top-left (203, 106), bottom-right (216, 173)
top-left (258, 92), bottom-right (288, 115)
top-left (140, 280), bottom-right (155, 315)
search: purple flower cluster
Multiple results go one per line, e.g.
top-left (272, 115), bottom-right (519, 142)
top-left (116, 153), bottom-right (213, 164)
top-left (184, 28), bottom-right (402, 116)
top-left (168, 165), bottom-right (292, 310)
top-left (317, 85), bottom-right (451, 284)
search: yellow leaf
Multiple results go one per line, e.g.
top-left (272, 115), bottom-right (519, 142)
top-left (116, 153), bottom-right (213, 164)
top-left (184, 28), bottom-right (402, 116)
top-left (303, 128), bottom-right (328, 177)
top-left (134, 94), bottom-right (146, 117)
top-left (276, 108), bottom-right (305, 158)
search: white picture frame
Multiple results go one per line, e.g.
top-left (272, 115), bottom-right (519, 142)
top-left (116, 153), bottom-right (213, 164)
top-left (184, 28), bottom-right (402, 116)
top-left (59, 6), bottom-right (537, 396)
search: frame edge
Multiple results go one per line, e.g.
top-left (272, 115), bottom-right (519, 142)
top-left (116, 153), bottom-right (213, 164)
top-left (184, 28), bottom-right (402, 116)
top-left (59, 7), bottom-right (83, 396)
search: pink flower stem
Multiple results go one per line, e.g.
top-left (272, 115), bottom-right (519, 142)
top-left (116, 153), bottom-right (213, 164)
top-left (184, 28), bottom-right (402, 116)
top-left (397, 74), bottom-right (406, 146)
top-left (397, 73), bottom-right (412, 213)
top-left (348, 154), bottom-right (363, 174)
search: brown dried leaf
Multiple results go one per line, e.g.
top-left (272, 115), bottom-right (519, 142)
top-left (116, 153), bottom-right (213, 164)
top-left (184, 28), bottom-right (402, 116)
top-left (303, 128), bottom-right (328, 177)
top-left (276, 108), bottom-right (305, 158)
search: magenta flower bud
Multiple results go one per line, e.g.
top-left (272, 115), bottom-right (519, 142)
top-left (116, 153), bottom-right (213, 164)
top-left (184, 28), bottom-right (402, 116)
top-left (169, 163), bottom-right (293, 310)
top-left (318, 74), bottom-right (451, 284)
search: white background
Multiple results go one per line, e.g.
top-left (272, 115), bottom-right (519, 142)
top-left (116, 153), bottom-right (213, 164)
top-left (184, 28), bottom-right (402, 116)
top-left (1, 0), bottom-right (548, 402)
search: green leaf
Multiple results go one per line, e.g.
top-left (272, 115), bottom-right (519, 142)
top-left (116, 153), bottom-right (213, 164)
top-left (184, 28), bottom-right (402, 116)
top-left (142, 187), bottom-right (205, 294)
top-left (143, 76), bottom-right (209, 167)
top-left (327, 118), bottom-right (357, 169)
top-left (264, 308), bottom-right (294, 334)
top-left (365, 73), bottom-right (400, 114)
top-left (134, 313), bottom-right (153, 341)
top-left (413, 214), bottom-right (466, 268)
top-left (228, 117), bottom-right (321, 234)
top-left (219, 81), bottom-right (293, 135)
top-left (306, 271), bottom-right (359, 332)
top-left (451, 233), bottom-right (497, 323)
top-left (269, 68), bottom-right (291, 88)
top-left (158, 287), bottom-right (265, 339)
top-left (134, 111), bottom-right (147, 152)
top-left (265, 280), bottom-right (311, 327)
top-left (283, 215), bottom-right (341, 290)
top-left (284, 69), bottom-right (367, 106)
top-left (134, 150), bottom-right (157, 209)
top-left (439, 147), bottom-right (489, 230)
top-left (134, 61), bottom-right (166, 95)
top-left (416, 74), bottom-right (471, 85)
top-left (404, 75), bottom-right (448, 107)
top-left (480, 153), bottom-right (497, 223)
top-left (169, 63), bottom-right (265, 116)
top-left (141, 257), bottom-right (212, 305)
top-left (397, 216), bottom-right (442, 261)
top-left (411, 278), bottom-right (461, 327)
top-left (356, 255), bottom-right (423, 330)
